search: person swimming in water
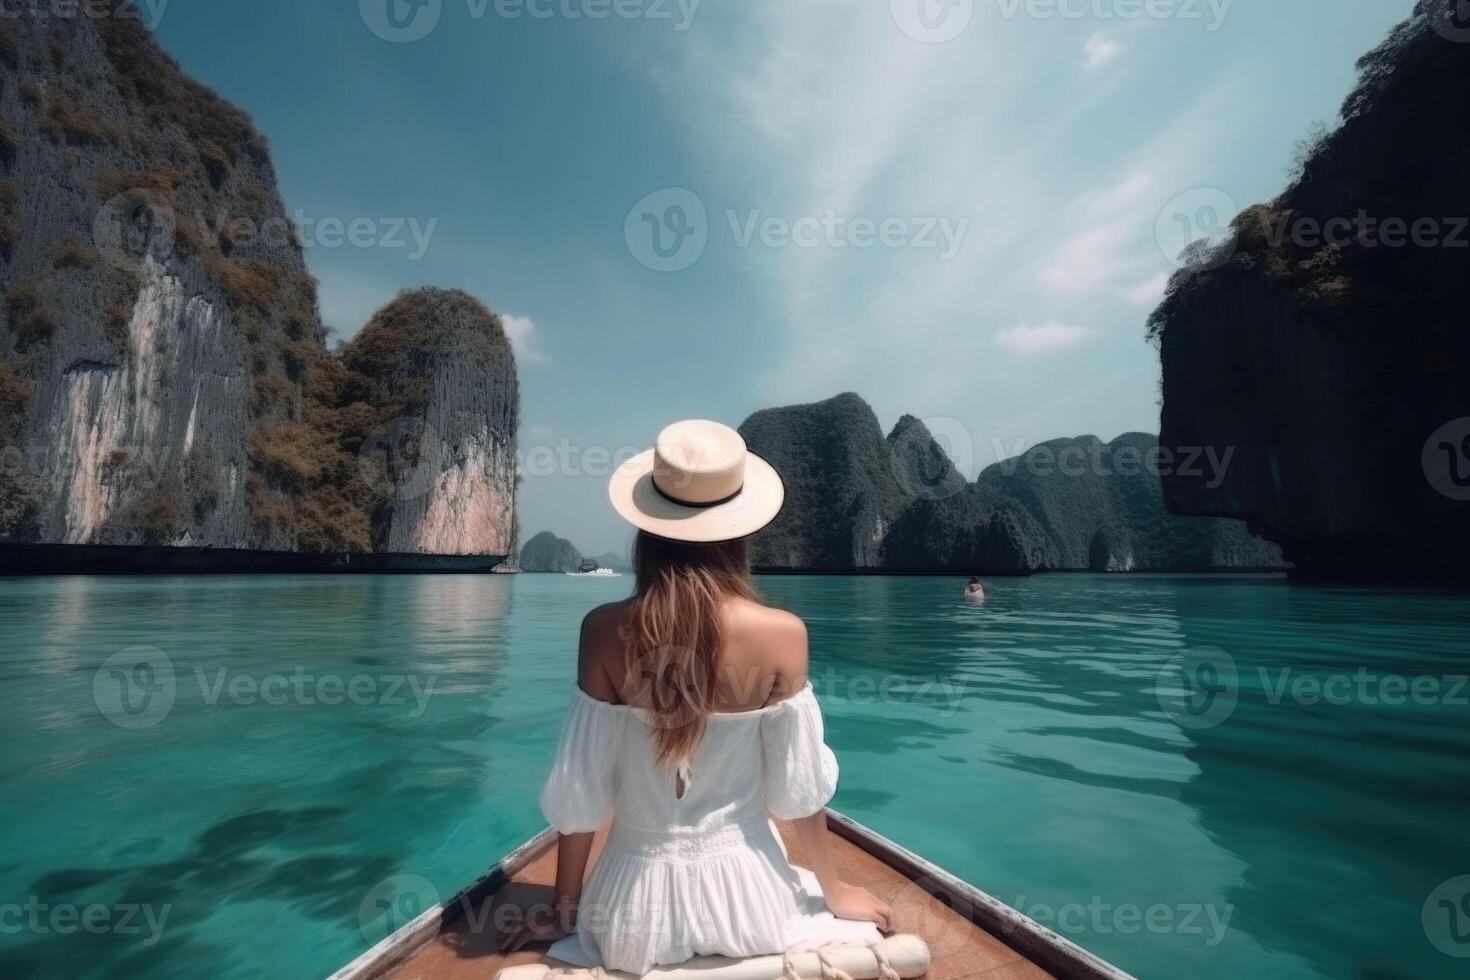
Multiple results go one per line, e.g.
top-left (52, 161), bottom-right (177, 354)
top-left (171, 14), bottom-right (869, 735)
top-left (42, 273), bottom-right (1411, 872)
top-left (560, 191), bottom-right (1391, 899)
top-left (964, 577), bottom-right (985, 599)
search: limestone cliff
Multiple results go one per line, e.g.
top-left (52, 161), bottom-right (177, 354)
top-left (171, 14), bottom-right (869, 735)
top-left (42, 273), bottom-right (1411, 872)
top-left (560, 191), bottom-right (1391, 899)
top-left (740, 394), bottom-right (1282, 573)
top-left (0, 13), bottom-right (517, 561)
top-left (738, 393), bottom-right (903, 571)
top-left (1149, 3), bottom-right (1469, 581)
top-left (974, 433), bottom-right (1284, 571)
top-left (519, 530), bottom-right (582, 572)
top-left (346, 289), bottom-right (517, 556)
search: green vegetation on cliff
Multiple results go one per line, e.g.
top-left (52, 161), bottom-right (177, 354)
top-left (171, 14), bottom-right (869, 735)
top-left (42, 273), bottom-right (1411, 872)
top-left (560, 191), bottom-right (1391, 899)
top-left (1148, 3), bottom-right (1469, 580)
top-left (741, 393), bottom-right (1283, 573)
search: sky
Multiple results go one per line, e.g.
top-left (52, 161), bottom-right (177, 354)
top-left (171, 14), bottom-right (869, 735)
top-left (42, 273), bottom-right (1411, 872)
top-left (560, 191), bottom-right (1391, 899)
top-left (148, 0), bottom-right (1411, 555)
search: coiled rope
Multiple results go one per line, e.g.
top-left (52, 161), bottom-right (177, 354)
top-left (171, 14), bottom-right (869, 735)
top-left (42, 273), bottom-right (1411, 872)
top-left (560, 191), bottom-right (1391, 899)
top-left (780, 941), bottom-right (901, 980)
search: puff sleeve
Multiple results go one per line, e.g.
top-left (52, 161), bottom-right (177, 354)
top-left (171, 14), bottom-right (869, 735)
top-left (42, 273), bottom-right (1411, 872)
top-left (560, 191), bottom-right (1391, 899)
top-left (539, 688), bottom-right (623, 833)
top-left (760, 684), bottom-right (840, 820)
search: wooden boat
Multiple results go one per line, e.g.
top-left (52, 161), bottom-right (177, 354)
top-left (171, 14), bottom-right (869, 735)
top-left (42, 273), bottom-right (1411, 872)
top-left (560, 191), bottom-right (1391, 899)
top-left (330, 811), bottom-right (1135, 980)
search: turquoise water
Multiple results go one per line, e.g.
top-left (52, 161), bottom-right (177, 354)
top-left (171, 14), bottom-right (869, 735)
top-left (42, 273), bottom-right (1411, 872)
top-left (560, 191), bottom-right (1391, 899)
top-left (1, 574), bottom-right (1468, 979)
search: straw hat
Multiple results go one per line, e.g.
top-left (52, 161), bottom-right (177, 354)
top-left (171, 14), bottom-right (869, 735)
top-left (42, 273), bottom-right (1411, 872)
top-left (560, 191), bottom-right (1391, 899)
top-left (609, 420), bottom-right (785, 542)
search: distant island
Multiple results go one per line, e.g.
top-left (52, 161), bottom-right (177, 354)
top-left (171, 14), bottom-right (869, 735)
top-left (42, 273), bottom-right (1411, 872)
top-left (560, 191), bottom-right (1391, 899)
top-left (0, 15), bottom-right (518, 571)
top-left (739, 393), bottom-right (1283, 575)
top-left (517, 531), bottom-right (628, 574)
top-left (1149, 5), bottom-right (1470, 584)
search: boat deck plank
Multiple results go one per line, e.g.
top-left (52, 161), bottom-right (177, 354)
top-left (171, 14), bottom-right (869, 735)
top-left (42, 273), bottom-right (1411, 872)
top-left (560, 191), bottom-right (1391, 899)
top-left (383, 822), bottom-right (1052, 980)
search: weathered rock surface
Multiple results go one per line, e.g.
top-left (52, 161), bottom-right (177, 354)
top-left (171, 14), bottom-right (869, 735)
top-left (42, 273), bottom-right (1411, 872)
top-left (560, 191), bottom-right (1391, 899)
top-left (347, 289), bottom-right (517, 556)
top-left (974, 433), bottom-right (1283, 571)
top-left (1149, 4), bottom-right (1470, 582)
top-left (740, 393), bottom-right (1283, 573)
top-left (519, 530), bottom-right (583, 572)
top-left (738, 393), bottom-right (903, 571)
top-left (0, 14), bottom-right (517, 559)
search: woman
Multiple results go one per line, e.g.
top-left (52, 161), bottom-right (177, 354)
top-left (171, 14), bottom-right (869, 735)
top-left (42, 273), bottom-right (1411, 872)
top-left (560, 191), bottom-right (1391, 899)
top-left (497, 419), bottom-right (891, 974)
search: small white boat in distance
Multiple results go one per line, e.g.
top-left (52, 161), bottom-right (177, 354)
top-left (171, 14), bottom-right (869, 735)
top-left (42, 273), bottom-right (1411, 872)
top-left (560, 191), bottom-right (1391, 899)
top-left (567, 560), bottom-right (621, 577)
top-left (565, 568), bottom-right (621, 577)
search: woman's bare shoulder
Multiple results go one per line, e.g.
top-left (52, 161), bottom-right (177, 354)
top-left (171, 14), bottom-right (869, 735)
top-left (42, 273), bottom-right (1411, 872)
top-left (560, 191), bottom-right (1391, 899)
top-left (725, 598), bottom-right (809, 698)
top-left (577, 600), bottom-right (632, 702)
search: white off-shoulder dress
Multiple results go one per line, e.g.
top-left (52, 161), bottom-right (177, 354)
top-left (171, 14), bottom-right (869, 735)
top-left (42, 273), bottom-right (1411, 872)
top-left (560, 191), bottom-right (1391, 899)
top-left (538, 683), bottom-right (881, 974)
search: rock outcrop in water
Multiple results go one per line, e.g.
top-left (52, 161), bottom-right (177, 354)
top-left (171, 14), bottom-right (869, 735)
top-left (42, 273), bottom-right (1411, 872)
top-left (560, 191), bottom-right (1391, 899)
top-left (0, 13), bottom-right (517, 563)
top-left (1149, 3), bottom-right (1469, 582)
top-left (975, 433), bottom-right (1283, 571)
top-left (345, 289), bottom-right (518, 556)
top-left (739, 393), bottom-right (1283, 573)
top-left (519, 530), bottom-right (583, 572)
top-left (737, 393), bottom-right (902, 571)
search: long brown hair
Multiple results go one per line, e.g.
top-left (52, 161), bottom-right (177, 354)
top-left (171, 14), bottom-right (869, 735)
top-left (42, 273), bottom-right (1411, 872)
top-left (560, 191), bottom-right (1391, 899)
top-left (620, 530), bottom-right (759, 768)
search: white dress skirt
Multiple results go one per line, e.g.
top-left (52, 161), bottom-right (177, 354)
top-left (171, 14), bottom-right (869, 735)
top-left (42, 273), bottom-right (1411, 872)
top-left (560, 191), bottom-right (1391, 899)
top-left (538, 683), bottom-right (881, 975)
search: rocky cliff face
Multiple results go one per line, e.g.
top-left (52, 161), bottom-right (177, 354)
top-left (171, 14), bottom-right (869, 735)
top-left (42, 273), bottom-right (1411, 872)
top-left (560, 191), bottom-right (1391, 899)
top-left (346, 289), bottom-right (517, 556)
top-left (0, 14), bottom-right (517, 558)
top-left (975, 433), bottom-right (1284, 571)
top-left (738, 393), bottom-right (903, 571)
top-left (519, 530), bottom-right (582, 572)
top-left (740, 393), bottom-right (1282, 572)
top-left (1150, 4), bottom-right (1469, 581)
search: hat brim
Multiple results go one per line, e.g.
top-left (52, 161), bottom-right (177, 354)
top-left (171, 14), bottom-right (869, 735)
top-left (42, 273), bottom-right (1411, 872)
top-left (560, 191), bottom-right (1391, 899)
top-left (608, 449), bottom-right (785, 543)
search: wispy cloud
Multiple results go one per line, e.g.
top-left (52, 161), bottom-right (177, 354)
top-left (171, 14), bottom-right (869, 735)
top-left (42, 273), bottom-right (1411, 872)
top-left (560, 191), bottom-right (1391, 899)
top-left (646, 2), bottom-right (1256, 442)
top-left (1031, 80), bottom-right (1246, 302)
top-left (1035, 222), bottom-right (1134, 296)
top-left (501, 313), bottom-right (550, 364)
top-left (1122, 272), bottom-right (1170, 305)
top-left (1083, 33), bottom-right (1121, 71)
top-left (995, 322), bottom-right (1093, 355)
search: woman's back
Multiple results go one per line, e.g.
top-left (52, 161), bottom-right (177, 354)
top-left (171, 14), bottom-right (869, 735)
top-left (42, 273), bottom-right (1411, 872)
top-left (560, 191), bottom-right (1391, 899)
top-left (560, 595), bottom-right (821, 830)
top-left (511, 420), bottom-right (889, 973)
top-left (577, 595), bottom-right (809, 713)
